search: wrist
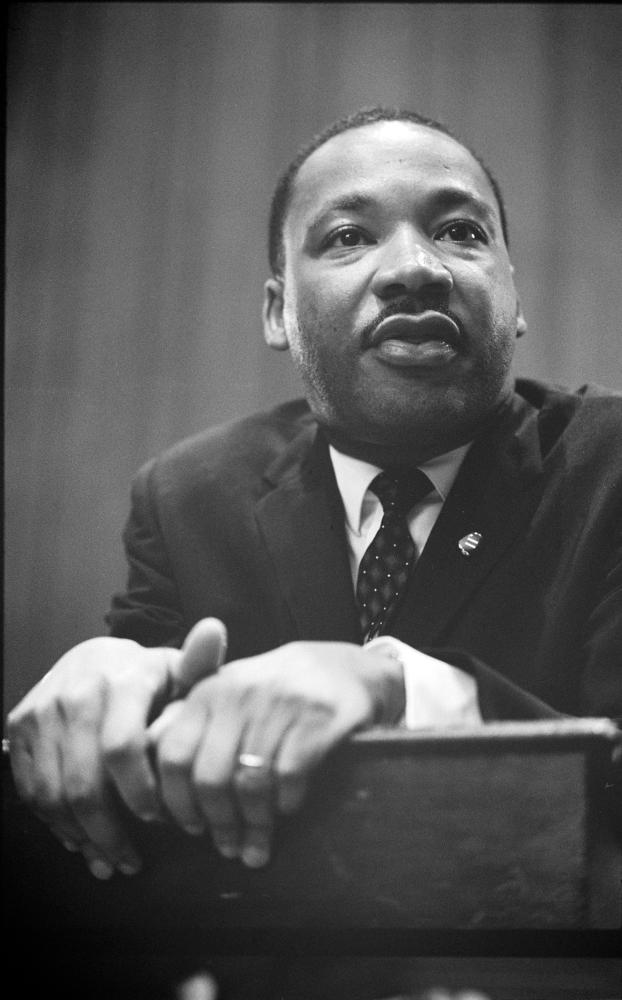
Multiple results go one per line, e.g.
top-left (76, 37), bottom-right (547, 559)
top-left (360, 640), bottom-right (406, 725)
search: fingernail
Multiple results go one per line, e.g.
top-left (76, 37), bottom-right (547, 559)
top-left (242, 846), bottom-right (269, 868)
top-left (89, 859), bottom-right (114, 880)
top-left (117, 860), bottom-right (142, 876)
top-left (184, 822), bottom-right (205, 836)
top-left (217, 843), bottom-right (239, 860)
top-left (140, 808), bottom-right (165, 823)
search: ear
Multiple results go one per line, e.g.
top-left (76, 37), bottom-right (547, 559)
top-left (262, 277), bottom-right (290, 351)
top-left (510, 265), bottom-right (527, 339)
top-left (515, 296), bottom-right (527, 339)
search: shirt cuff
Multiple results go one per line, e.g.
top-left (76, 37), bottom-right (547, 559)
top-left (363, 636), bottom-right (483, 729)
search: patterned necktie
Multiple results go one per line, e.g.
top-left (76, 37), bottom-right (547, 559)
top-left (356, 469), bottom-right (433, 641)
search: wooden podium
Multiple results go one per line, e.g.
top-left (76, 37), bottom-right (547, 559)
top-left (3, 719), bottom-right (621, 997)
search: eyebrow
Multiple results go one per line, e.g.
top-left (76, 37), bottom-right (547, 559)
top-left (305, 186), bottom-right (497, 236)
top-left (306, 194), bottom-right (376, 235)
top-left (432, 186), bottom-right (497, 224)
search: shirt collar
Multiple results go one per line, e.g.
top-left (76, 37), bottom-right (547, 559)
top-left (329, 441), bottom-right (471, 535)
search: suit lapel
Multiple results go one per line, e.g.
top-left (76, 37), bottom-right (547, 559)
top-left (253, 391), bottom-right (547, 649)
top-left (392, 393), bottom-right (546, 647)
top-left (254, 427), bottom-right (360, 643)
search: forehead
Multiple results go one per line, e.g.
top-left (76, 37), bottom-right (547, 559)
top-left (288, 121), bottom-right (497, 230)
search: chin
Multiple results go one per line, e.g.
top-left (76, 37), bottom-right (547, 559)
top-left (327, 386), bottom-right (504, 460)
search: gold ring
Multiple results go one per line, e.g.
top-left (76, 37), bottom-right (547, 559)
top-left (237, 752), bottom-right (267, 769)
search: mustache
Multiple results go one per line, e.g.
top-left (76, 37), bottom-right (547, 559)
top-left (360, 295), bottom-right (463, 346)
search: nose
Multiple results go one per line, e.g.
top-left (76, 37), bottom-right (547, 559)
top-left (371, 228), bottom-right (453, 301)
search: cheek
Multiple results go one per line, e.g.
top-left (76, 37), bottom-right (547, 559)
top-left (292, 288), bottom-right (322, 329)
top-left (284, 278), bottom-right (320, 330)
top-left (285, 284), bottom-right (343, 353)
top-left (464, 264), bottom-right (518, 324)
top-left (288, 264), bottom-right (364, 324)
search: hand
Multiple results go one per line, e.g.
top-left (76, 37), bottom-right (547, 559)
top-left (149, 640), bottom-right (405, 868)
top-left (381, 992), bottom-right (492, 1000)
top-left (7, 618), bottom-right (228, 879)
top-left (175, 971), bottom-right (219, 1000)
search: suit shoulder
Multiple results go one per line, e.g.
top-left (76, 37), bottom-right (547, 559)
top-left (134, 399), bottom-right (314, 494)
top-left (517, 376), bottom-right (622, 427)
top-left (574, 382), bottom-right (622, 416)
top-left (517, 375), bottom-right (622, 405)
top-left (571, 385), bottom-right (622, 467)
top-left (516, 377), bottom-right (622, 466)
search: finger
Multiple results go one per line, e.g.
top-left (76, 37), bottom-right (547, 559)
top-left (155, 699), bottom-right (213, 835)
top-left (62, 704), bottom-right (142, 875)
top-left (26, 782), bottom-right (94, 856)
top-left (68, 775), bottom-right (143, 877)
top-left (189, 692), bottom-right (244, 860)
top-left (175, 971), bottom-right (219, 1000)
top-left (451, 993), bottom-right (492, 1000)
top-left (47, 817), bottom-right (89, 853)
top-left (9, 724), bottom-right (91, 852)
top-left (62, 835), bottom-right (136, 880)
top-left (232, 760), bottom-right (274, 868)
top-left (146, 699), bottom-right (186, 743)
top-left (77, 840), bottom-right (116, 880)
top-left (273, 706), bottom-right (341, 815)
top-left (275, 769), bottom-right (308, 816)
top-left (227, 684), bottom-right (316, 865)
top-left (101, 678), bottom-right (168, 823)
top-left (10, 720), bottom-right (123, 871)
top-left (101, 642), bottom-right (207, 823)
top-left (172, 618), bottom-right (228, 697)
top-left (229, 702), bottom-right (294, 866)
top-left (417, 992), bottom-right (453, 1000)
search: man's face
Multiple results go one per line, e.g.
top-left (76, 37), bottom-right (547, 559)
top-left (263, 121), bottom-right (526, 463)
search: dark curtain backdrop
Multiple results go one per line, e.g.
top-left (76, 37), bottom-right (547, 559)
top-left (5, 3), bottom-right (622, 710)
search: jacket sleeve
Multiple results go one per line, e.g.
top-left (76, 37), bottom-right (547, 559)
top-left (579, 514), bottom-right (622, 725)
top-left (428, 533), bottom-right (622, 837)
top-left (446, 513), bottom-right (622, 726)
top-left (427, 647), bottom-right (567, 721)
top-left (105, 460), bottom-right (187, 649)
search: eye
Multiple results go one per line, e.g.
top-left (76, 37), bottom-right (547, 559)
top-left (324, 226), bottom-right (372, 249)
top-left (436, 220), bottom-right (487, 244)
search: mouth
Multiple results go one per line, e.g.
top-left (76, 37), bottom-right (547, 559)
top-left (366, 312), bottom-right (462, 368)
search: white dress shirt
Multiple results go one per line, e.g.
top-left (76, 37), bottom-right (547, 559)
top-left (329, 444), bottom-right (483, 729)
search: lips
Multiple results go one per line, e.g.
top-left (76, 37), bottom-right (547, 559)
top-left (368, 311), bottom-right (462, 349)
top-left (366, 311), bottom-right (462, 369)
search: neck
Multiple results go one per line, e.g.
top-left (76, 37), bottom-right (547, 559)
top-left (321, 396), bottom-right (514, 469)
top-left (324, 428), bottom-right (470, 468)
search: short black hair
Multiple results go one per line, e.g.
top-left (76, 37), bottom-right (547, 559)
top-left (267, 106), bottom-right (509, 276)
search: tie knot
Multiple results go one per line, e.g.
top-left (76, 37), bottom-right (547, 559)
top-left (370, 468), bottom-right (432, 515)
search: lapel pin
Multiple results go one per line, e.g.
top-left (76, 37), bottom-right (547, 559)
top-left (458, 532), bottom-right (482, 557)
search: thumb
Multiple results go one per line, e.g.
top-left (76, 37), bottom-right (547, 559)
top-left (170, 617), bottom-right (228, 697)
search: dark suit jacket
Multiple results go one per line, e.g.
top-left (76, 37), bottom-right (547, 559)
top-left (106, 377), bottom-right (622, 725)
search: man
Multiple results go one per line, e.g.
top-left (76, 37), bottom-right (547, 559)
top-left (8, 107), bottom-right (622, 885)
